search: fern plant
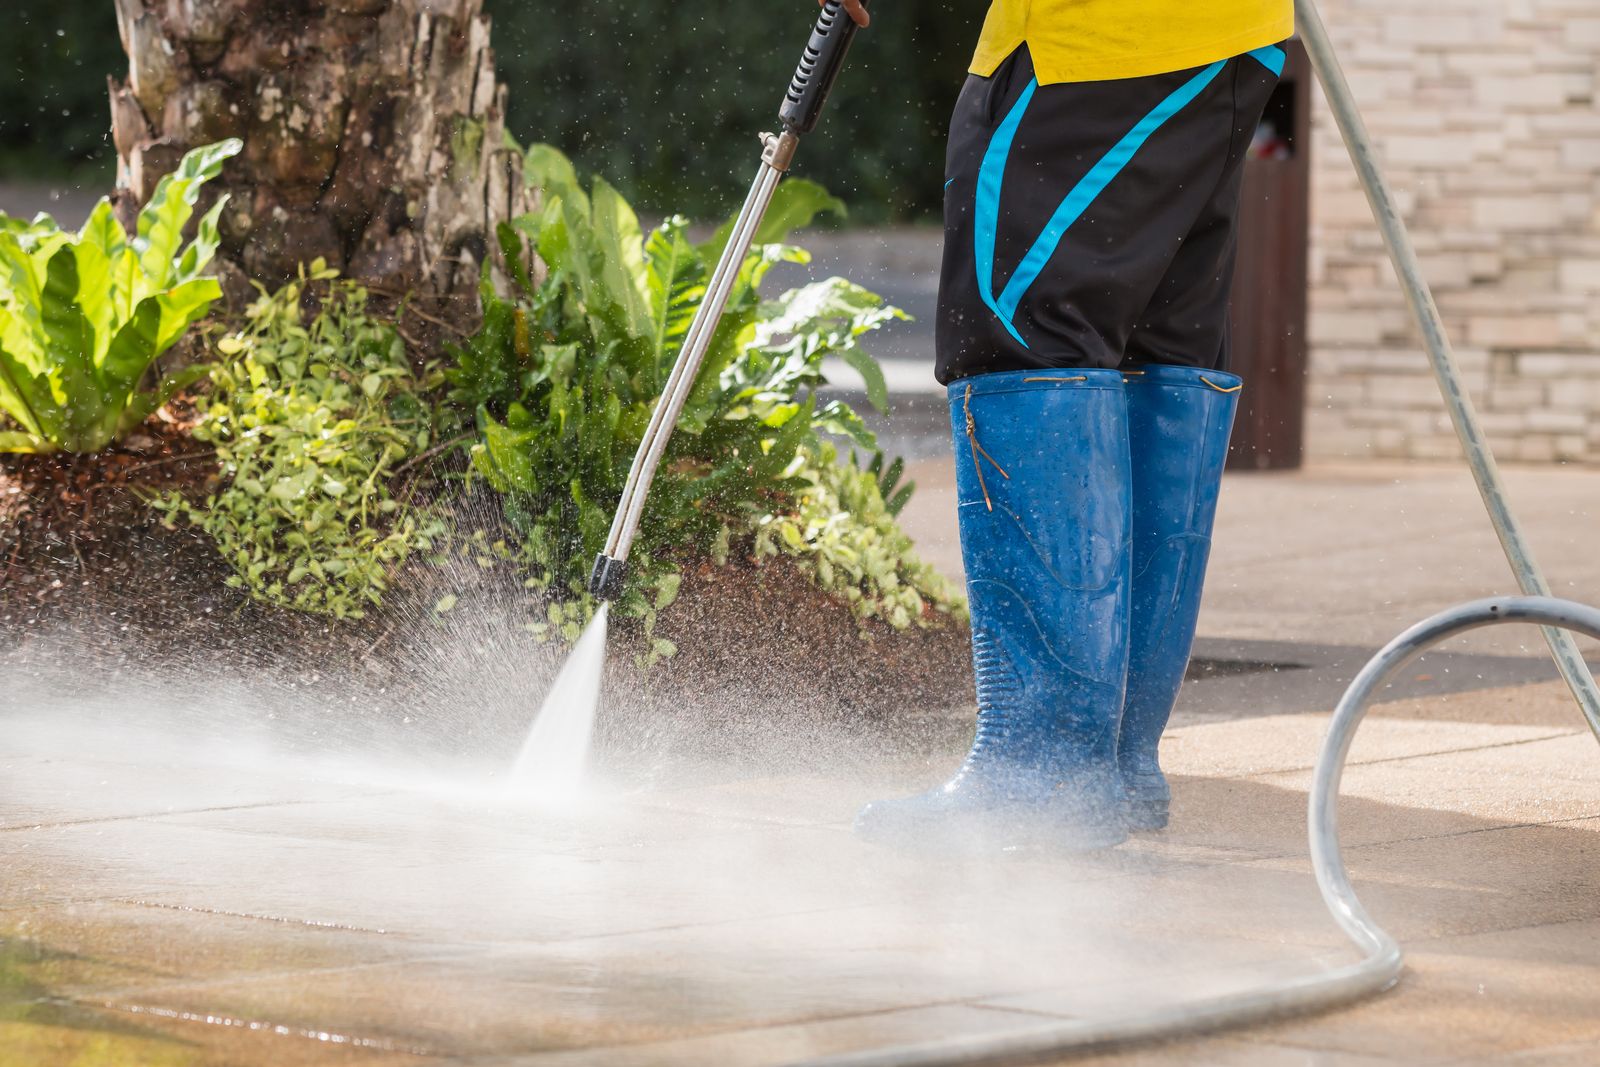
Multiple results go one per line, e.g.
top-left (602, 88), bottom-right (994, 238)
top-left (453, 145), bottom-right (962, 650)
top-left (0, 139), bottom-right (240, 453)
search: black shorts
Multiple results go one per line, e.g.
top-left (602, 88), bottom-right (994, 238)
top-left (936, 44), bottom-right (1284, 383)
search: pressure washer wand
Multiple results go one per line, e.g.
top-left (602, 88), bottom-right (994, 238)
top-left (588, 1), bottom-right (869, 602)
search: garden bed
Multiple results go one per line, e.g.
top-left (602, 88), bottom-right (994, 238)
top-left (1, 441), bottom-right (972, 758)
top-left (1, 143), bottom-right (973, 767)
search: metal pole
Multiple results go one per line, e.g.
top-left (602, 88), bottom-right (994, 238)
top-left (1295, 0), bottom-right (1600, 741)
top-left (588, 131), bottom-right (795, 600)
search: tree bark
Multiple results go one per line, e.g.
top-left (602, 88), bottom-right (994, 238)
top-left (108, 0), bottom-right (531, 305)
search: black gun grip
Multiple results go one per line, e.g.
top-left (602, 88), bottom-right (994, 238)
top-left (778, 0), bottom-right (869, 136)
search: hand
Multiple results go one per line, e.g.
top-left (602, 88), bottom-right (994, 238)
top-left (819, 0), bottom-right (870, 27)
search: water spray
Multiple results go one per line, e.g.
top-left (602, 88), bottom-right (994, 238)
top-left (511, 2), bottom-right (869, 799)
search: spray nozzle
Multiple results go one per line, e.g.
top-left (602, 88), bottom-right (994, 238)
top-left (587, 553), bottom-right (628, 602)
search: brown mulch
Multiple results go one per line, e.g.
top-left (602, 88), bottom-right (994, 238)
top-left (0, 413), bottom-right (217, 601)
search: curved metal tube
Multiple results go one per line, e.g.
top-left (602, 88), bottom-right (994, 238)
top-left (795, 596), bottom-right (1600, 1067)
top-left (1293, 0), bottom-right (1600, 742)
top-left (1311, 597), bottom-right (1600, 953)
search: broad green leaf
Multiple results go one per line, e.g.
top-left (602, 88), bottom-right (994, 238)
top-left (525, 143), bottom-right (590, 218)
top-left (72, 221), bottom-right (116, 363)
top-left (174, 194), bottom-right (229, 284)
top-left (699, 179), bottom-right (846, 263)
top-left (136, 138), bottom-right (242, 289)
top-left (497, 221), bottom-right (534, 294)
top-left (478, 412), bottom-right (538, 493)
top-left (588, 178), bottom-right (652, 337)
top-left (77, 199), bottom-right (125, 259)
top-left (839, 345), bottom-right (889, 414)
top-left (154, 276), bottom-right (223, 354)
top-left (0, 230), bottom-right (49, 344)
top-left (97, 297), bottom-right (162, 403)
top-left (0, 328), bottom-right (48, 438)
top-left (653, 571), bottom-right (681, 612)
top-left (644, 217), bottom-right (706, 382)
top-left (812, 399), bottom-right (879, 453)
top-left (0, 429), bottom-right (43, 453)
top-left (39, 244), bottom-right (105, 451)
top-left (886, 479), bottom-right (916, 518)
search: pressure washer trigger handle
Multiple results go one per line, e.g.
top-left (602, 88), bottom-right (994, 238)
top-left (778, 0), bottom-right (870, 136)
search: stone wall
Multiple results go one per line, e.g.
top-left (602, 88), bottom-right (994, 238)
top-left (1305, 0), bottom-right (1600, 464)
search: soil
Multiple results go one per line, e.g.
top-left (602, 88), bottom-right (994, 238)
top-left (1, 431), bottom-right (974, 772)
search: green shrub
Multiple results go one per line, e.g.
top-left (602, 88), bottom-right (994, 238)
top-left (756, 442), bottom-right (964, 631)
top-left (156, 263), bottom-right (445, 619)
top-left (0, 139), bottom-right (240, 454)
top-left (454, 145), bottom-right (962, 652)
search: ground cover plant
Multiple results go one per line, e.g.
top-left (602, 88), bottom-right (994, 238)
top-left (0, 140), bottom-right (239, 454)
top-left (455, 145), bottom-right (963, 651)
top-left (155, 262), bottom-right (446, 619)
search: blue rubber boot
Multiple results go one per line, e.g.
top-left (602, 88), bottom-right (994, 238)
top-left (1118, 364), bottom-right (1242, 831)
top-left (855, 369), bottom-right (1132, 851)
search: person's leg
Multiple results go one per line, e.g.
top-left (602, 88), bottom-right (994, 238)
top-left (859, 48), bottom-right (1267, 848)
top-left (1118, 367), bottom-right (1241, 829)
top-left (935, 48), bottom-right (1266, 382)
top-left (1118, 45), bottom-right (1285, 830)
top-left (854, 369), bottom-right (1132, 849)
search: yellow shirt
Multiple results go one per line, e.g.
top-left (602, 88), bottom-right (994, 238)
top-left (970, 0), bottom-right (1294, 85)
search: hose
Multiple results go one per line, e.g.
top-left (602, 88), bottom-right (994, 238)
top-left (795, 596), bottom-right (1600, 1067)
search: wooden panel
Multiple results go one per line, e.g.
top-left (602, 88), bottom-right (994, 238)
top-left (1227, 40), bottom-right (1312, 471)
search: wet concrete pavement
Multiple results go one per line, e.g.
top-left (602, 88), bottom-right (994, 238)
top-left (4, 672), bottom-right (1598, 1066)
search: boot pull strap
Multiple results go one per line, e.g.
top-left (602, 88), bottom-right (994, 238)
top-left (1200, 376), bottom-right (1243, 393)
top-left (963, 383), bottom-right (1011, 512)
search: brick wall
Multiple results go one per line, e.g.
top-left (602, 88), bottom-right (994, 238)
top-left (1305, 0), bottom-right (1600, 464)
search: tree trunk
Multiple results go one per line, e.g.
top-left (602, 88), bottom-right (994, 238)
top-left (108, 0), bottom-right (531, 305)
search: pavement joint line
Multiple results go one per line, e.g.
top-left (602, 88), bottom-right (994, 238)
top-left (1342, 811), bottom-right (1600, 853)
top-left (0, 789), bottom-right (404, 834)
top-left (1406, 911), bottom-right (1600, 952)
top-left (1144, 811), bottom-right (1600, 881)
top-left (76, 946), bottom-right (499, 1007)
top-left (530, 942), bottom-right (1352, 1059)
top-left (476, 900), bottom-right (885, 950)
top-left (1476, 1036), bottom-right (1600, 1062)
top-left (97, 966), bottom-right (1093, 1060)
top-left (114, 898), bottom-right (402, 937)
top-left (1225, 728), bottom-right (1591, 782)
top-left (511, 986), bottom-right (1115, 1059)
top-left (0, 895), bottom-right (122, 914)
top-left (94, 998), bottom-right (438, 1057)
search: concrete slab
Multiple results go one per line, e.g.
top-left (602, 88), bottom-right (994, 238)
top-left (4, 677), bottom-right (1598, 1066)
